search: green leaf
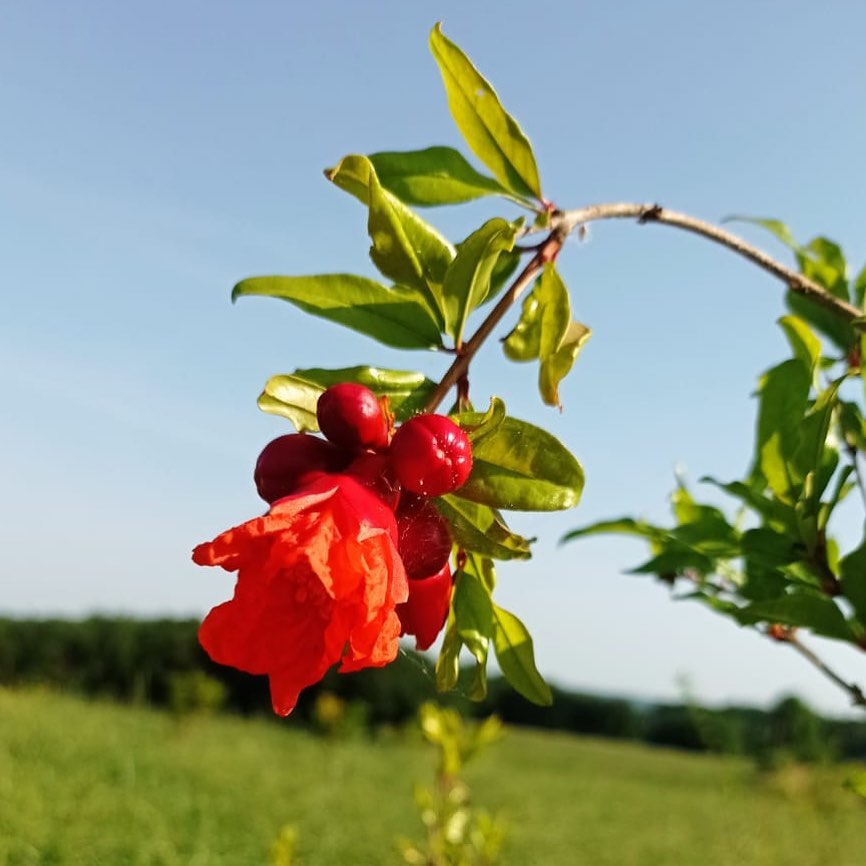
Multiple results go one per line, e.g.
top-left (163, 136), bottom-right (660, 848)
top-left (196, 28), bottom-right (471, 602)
top-left (492, 604), bottom-right (552, 706)
top-left (561, 517), bottom-right (666, 545)
top-left (233, 274), bottom-right (443, 350)
top-left (755, 359), bottom-right (812, 501)
top-left (368, 146), bottom-right (512, 206)
top-left (453, 396), bottom-right (506, 444)
top-left (792, 379), bottom-right (842, 505)
top-left (503, 266), bottom-right (590, 406)
top-left (258, 367), bottom-right (436, 430)
top-left (537, 268), bottom-right (591, 407)
top-left (839, 401), bottom-right (866, 452)
top-left (840, 542), bottom-right (866, 623)
top-left (429, 24), bottom-right (541, 202)
top-left (324, 154), bottom-right (454, 326)
top-left (804, 236), bottom-right (847, 277)
top-left (741, 593), bottom-right (854, 641)
top-left (724, 215), bottom-right (800, 250)
top-left (291, 366), bottom-right (436, 421)
top-left (779, 315), bottom-right (821, 375)
top-left (700, 476), bottom-right (798, 533)
top-left (485, 248), bottom-right (521, 304)
top-left (256, 374), bottom-right (322, 431)
top-left (435, 622), bottom-right (462, 693)
top-left (453, 562), bottom-right (493, 665)
top-left (437, 495), bottom-right (533, 560)
top-left (442, 218), bottom-right (518, 344)
top-left (502, 290), bottom-right (542, 361)
top-left (453, 413), bottom-right (584, 511)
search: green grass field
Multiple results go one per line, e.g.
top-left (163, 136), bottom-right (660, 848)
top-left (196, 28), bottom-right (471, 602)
top-left (2, 687), bottom-right (865, 865)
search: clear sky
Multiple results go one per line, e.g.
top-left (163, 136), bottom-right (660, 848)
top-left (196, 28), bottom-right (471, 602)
top-left (3, 0), bottom-right (866, 715)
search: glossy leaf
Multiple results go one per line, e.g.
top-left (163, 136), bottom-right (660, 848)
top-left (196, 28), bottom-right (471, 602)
top-left (429, 24), bottom-right (541, 202)
top-left (233, 274), bottom-right (443, 350)
top-left (443, 218), bottom-right (518, 344)
top-left (256, 375), bottom-right (323, 431)
top-left (538, 267), bottom-right (591, 407)
top-left (454, 395), bottom-right (506, 444)
top-left (292, 366), bottom-right (436, 420)
top-left (502, 290), bottom-right (541, 361)
top-left (368, 146), bottom-right (511, 206)
top-left (259, 367), bottom-right (436, 430)
top-left (492, 604), bottom-right (552, 706)
top-left (324, 154), bottom-right (454, 326)
top-left (503, 266), bottom-right (590, 406)
top-left (437, 495), bottom-right (533, 560)
top-left (453, 413), bottom-right (584, 511)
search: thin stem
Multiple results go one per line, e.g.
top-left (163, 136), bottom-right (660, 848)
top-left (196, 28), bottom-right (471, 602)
top-left (554, 204), bottom-right (863, 321)
top-left (771, 628), bottom-right (866, 709)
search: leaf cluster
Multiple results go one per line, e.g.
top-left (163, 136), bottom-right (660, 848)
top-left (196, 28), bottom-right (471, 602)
top-left (565, 227), bottom-right (866, 665)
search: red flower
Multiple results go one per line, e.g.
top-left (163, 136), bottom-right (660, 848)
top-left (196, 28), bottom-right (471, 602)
top-left (192, 473), bottom-right (408, 716)
top-left (397, 562), bottom-right (453, 651)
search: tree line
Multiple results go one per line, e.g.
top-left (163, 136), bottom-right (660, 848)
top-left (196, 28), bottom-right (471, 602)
top-left (1, 616), bottom-right (863, 762)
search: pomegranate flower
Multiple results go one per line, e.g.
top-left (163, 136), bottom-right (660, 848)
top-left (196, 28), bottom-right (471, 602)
top-left (192, 474), bottom-right (408, 716)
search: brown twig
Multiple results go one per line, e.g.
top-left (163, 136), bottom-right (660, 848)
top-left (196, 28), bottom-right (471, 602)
top-left (770, 627), bottom-right (866, 709)
top-left (554, 204), bottom-right (862, 321)
top-left (425, 202), bottom-right (862, 413)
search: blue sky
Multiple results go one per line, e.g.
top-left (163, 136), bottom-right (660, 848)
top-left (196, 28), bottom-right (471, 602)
top-left (3, 0), bottom-right (866, 714)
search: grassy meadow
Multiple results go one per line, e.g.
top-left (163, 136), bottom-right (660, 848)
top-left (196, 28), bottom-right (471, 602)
top-left (2, 687), bottom-right (865, 865)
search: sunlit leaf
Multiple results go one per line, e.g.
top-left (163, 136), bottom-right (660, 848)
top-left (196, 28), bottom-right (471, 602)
top-left (429, 24), bottom-right (541, 202)
top-left (437, 496), bottom-right (532, 560)
top-left (256, 375), bottom-right (322, 431)
top-left (724, 215), bottom-right (800, 250)
top-left (755, 359), bottom-right (812, 501)
top-left (259, 367), bottom-right (436, 429)
top-left (368, 146), bottom-right (511, 205)
top-left (233, 274), bottom-right (443, 350)
top-left (492, 604), bottom-right (552, 706)
top-left (779, 315), bottom-right (821, 375)
top-left (443, 218), bottom-right (518, 344)
top-left (453, 413), bottom-right (584, 511)
top-left (452, 559), bottom-right (494, 700)
top-left (435, 621), bottom-right (462, 692)
top-left (502, 290), bottom-right (542, 361)
top-left (503, 265), bottom-right (590, 406)
top-left (324, 154), bottom-right (454, 326)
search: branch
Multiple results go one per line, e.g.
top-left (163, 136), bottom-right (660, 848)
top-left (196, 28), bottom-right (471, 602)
top-left (770, 627), bottom-right (866, 710)
top-left (554, 204), bottom-right (863, 322)
top-left (426, 201), bottom-right (861, 413)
